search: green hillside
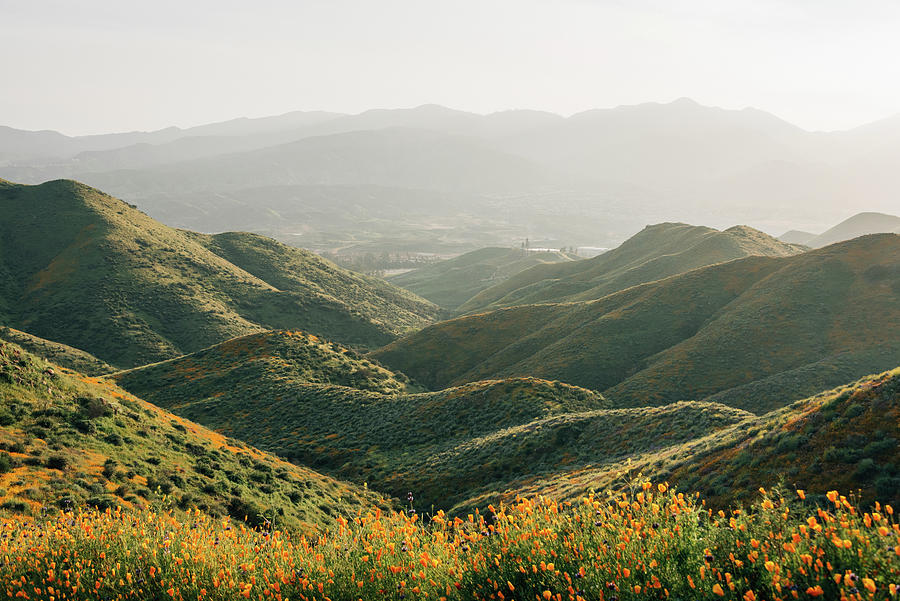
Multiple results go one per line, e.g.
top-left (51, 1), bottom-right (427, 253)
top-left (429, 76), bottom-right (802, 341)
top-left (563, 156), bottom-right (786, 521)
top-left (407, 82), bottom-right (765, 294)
top-left (0, 326), bottom-right (114, 375)
top-left (113, 331), bottom-right (752, 512)
top-left (185, 230), bottom-right (443, 334)
top-left (115, 345), bottom-right (608, 508)
top-left (446, 368), bottom-right (899, 514)
top-left (388, 247), bottom-right (579, 310)
top-left (458, 222), bottom-right (804, 313)
top-left (668, 368), bottom-right (900, 509)
top-left (114, 329), bottom-right (413, 398)
top-left (0, 179), bottom-right (438, 368)
top-left (391, 400), bottom-right (750, 511)
top-left (0, 338), bottom-right (384, 531)
top-left (374, 234), bottom-right (900, 412)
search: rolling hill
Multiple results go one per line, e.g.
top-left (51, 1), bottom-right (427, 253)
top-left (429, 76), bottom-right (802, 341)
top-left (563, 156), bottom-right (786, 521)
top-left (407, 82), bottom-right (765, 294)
top-left (113, 335), bottom-right (610, 508)
top-left (114, 330), bottom-right (414, 399)
top-left (0, 338), bottom-right (384, 531)
top-left (0, 178), bottom-right (439, 368)
top-left (0, 326), bottom-right (113, 375)
top-left (374, 234), bottom-right (900, 413)
top-left (805, 211), bottom-right (900, 248)
top-left (458, 222), bottom-right (804, 313)
top-left (668, 367), bottom-right (900, 508)
top-left (388, 247), bottom-right (580, 310)
top-left (115, 328), bottom-right (898, 516)
top-left (466, 368), bottom-right (899, 514)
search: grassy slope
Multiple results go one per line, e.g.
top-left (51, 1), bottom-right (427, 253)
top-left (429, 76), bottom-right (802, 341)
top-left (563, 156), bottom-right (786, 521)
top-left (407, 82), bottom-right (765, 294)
top-left (459, 222), bottom-right (805, 313)
top-left (115, 342), bottom-right (609, 509)
top-left (114, 333), bottom-right (750, 512)
top-left (388, 247), bottom-right (579, 310)
top-left (391, 400), bottom-right (750, 511)
top-left (668, 368), bottom-right (900, 509)
top-left (0, 179), bottom-right (438, 368)
top-left (186, 230), bottom-right (443, 336)
top-left (374, 256), bottom-right (785, 392)
top-left (452, 368), bottom-right (900, 513)
top-left (607, 233), bottom-right (900, 410)
top-left (0, 338), bottom-right (384, 532)
top-left (0, 326), bottom-right (114, 375)
top-left (114, 329), bottom-right (413, 398)
top-left (373, 234), bottom-right (900, 412)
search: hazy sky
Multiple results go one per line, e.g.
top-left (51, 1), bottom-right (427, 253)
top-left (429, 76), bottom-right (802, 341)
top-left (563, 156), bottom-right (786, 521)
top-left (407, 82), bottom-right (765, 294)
top-left (3, 0), bottom-right (900, 135)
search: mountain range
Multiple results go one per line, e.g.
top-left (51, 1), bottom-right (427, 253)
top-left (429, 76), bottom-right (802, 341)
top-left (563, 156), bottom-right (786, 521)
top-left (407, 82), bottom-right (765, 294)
top-left (4, 100), bottom-right (900, 253)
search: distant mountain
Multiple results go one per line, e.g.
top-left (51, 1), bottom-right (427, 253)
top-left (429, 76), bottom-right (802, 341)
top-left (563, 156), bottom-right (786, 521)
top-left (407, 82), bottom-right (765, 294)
top-left (6, 100), bottom-right (900, 253)
top-left (0, 106), bottom-right (557, 181)
top-left (0, 110), bottom-right (342, 164)
top-left (496, 98), bottom-right (809, 187)
top-left (0, 179), bottom-right (438, 368)
top-left (388, 247), bottom-right (580, 310)
top-left (0, 338), bottom-right (383, 530)
top-left (374, 234), bottom-right (900, 412)
top-left (75, 127), bottom-right (551, 197)
top-left (805, 212), bottom-right (900, 248)
top-left (778, 229), bottom-right (816, 245)
top-left (458, 222), bottom-right (804, 313)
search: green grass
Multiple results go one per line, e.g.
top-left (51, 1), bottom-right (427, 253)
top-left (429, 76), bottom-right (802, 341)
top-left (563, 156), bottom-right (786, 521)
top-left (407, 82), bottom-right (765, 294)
top-left (0, 337), bottom-right (384, 532)
top-left (374, 234), bottom-right (900, 413)
top-left (668, 367), bottom-right (900, 510)
top-left (459, 222), bottom-right (805, 313)
top-left (0, 179), bottom-right (439, 368)
top-left (114, 329), bottom-right (414, 398)
top-left (452, 368), bottom-right (900, 515)
top-left (114, 344), bottom-right (609, 509)
top-left (0, 325), bottom-right (114, 375)
top-left (389, 247), bottom-right (579, 310)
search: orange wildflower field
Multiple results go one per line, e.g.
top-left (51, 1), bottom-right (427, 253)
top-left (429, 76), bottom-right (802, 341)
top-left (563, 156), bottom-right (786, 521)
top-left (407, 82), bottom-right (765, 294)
top-left (1, 483), bottom-right (898, 601)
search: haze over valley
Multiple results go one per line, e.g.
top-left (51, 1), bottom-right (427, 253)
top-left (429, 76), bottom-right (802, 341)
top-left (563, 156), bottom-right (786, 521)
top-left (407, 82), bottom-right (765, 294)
top-left (3, 100), bottom-right (900, 258)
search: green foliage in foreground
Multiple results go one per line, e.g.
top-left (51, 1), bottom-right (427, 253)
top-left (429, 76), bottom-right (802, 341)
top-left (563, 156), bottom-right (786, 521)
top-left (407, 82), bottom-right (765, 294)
top-left (1, 483), bottom-right (898, 601)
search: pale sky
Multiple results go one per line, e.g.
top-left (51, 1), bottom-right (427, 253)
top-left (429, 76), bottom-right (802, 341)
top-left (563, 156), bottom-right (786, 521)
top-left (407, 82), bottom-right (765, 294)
top-left (2, 0), bottom-right (900, 135)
